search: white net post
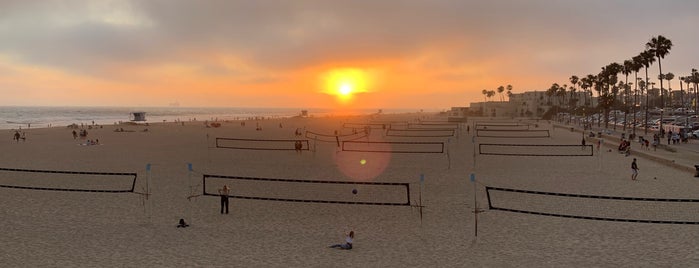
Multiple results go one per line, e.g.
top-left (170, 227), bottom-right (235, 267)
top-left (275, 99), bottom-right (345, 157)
top-left (187, 163), bottom-right (194, 225)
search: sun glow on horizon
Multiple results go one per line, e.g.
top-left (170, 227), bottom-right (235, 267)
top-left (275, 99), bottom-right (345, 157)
top-left (321, 68), bottom-right (371, 103)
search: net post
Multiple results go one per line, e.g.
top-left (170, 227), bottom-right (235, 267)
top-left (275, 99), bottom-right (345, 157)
top-left (419, 174), bottom-right (425, 224)
top-left (446, 139), bottom-right (451, 169)
top-left (145, 163), bottom-right (152, 223)
top-left (187, 163), bottom-right (194, 225)
top-left (471, 173), bottom-right (477, 237)
top-left (405, 183), bottom-right (411, 206)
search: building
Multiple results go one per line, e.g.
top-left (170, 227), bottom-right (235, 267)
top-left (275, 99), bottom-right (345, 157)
top-left (469, 90), bottom-right (595, 118)
top-left (447, 107), bottom-right (469, 122)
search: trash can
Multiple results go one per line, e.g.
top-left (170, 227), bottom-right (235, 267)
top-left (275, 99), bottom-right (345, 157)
top-left (597, 132), bottom-right (602, 138)
top-left (695, 165), bottom-right (699, 177)
top-left (571, 127), bottom-right (574, 132)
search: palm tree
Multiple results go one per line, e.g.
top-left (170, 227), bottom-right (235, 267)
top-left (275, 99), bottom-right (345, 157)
top-left (486, 90), bottom-right (496, 105)
top-left (569, 76), bottom-right (579, 113)
top-left (679, 76), bottom-right (686, 111)
top-left (646, 35), bottom-right (673, 135)
top-left (622, 60), bottom-right (633, 131)
top-left (640, 50), bottom-right (656, 135)
top-left (601, 62), bottom-right (622, 129)
top-left (631, 55), bottom-right (644, 135)
top-left (506, 84), bottom-right (513, 101)
top-left (665, 72), bottom-right (674, 108)
top-left (497, 86), bottom-right (505, 102)
top-left (482, 89), bottom-right (488, 102)
top-left (687, 68), bottom-right (699, 114)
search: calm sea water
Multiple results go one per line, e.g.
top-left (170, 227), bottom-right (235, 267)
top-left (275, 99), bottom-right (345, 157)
top-left (0, 106), bottom-right (426, 130)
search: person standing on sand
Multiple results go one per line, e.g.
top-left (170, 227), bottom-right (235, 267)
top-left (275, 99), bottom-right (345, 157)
top-left (218, 185), bottom-right (230, 214)
top-left (631, 158), bottom-right (639, 180)
top-left (581, 135), bottom-right (586, 150)
top-left (329, 230), bottom-right (354, 250)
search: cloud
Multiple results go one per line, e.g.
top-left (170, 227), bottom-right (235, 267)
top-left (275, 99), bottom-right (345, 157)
top-left (1, 0), bottom-right (699, 107)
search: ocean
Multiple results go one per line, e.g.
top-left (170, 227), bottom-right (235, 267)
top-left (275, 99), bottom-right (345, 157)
top-left (0, 106), bottom-right (428, 130)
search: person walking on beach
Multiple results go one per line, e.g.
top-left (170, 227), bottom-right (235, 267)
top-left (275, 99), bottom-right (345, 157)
top-left (329, 230), bottom-right (354, 250)
top-left (631, 158), bottom-right (639, 180)
top-left (581, 135), bottom-right (586, 150)
top-left (218, 185), bottom-right (230, 214)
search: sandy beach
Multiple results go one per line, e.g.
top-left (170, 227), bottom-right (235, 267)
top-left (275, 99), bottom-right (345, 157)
top-left (3, 114), bottom-right (699, 267)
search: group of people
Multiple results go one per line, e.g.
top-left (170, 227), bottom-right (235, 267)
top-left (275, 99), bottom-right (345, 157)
top-left (617, 139), bottom-right (631, 156)
top-left (666, 130), bottom-right (688, 145)
top-left (72, 129), bottom-right (89, 139)
top-left (12, 131), bottom-right (26, 142)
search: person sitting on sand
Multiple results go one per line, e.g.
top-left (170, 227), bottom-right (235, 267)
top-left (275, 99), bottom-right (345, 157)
top-left (177, 218), bottom-right (189, 228)
top-left (329, 231), bottom-right (354, 250)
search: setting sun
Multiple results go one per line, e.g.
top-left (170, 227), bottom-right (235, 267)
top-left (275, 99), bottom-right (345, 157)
top-left (321, 68), bottom-right (371, 102)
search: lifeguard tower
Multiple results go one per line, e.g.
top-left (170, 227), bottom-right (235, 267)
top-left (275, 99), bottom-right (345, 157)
top-left (130, 112), bottom-right (147, 122)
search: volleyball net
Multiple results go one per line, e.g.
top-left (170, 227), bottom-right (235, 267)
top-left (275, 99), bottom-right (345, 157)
top-left (475, 124), bottom-right (531, 131)
top-left (304, 130), bottom-right (368, 143)
top-left (202, 174), bottom-right (411, 206)
top-left (476, 129), bottom-right (550, 138)
top-left (0, 167), bottom-right (137, 193)
top-left (215, 137), bottom-right (310, 151)
top-left (408, 123), bottom-right (459, 130)
top-left (342, 141), bottom-right (445, 153)
top-left (343, 123), bottom-right (388, 129)
top-left (486, 186), bottom-right (699, 224)
top-left (479, 144), bottom-right (593, 156)
top-left (386, 129), bottom-right (455, 137)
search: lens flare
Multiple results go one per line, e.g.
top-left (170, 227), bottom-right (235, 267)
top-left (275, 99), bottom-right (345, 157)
top-left (334, 140), bottom-right (391, 181)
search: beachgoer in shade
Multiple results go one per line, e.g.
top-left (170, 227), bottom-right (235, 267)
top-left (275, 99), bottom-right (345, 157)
top-left (329, 231), bottom-right (354, 250)
top-left (218, 185), bottom-right (230, 214)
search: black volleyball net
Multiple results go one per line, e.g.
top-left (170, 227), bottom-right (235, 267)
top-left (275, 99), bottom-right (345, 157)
top-left (386, 129), bottom-right (455, 137)
top-left (0, 167), bottom-right (137, 193)
top-left (203, 174), bottom-right (410, 206)
top-left (216, 137), bottom-right (310, 151)
top-left (479, 144), bottom-right (593, 156)
top-left (343, 123), bottom-right (388, 129)
top-left (476, 129), bottom-right (550, 138)
top-left (342, 141), bottom-right (445, 153)
top-left (475, 124), bottom-right (531, 131)
top-left (486, 186), bottom-right (699, 224)
top-left (305, 130), bottom-right (368, 143)
top-left (408, 123), bottom-right (459, 130)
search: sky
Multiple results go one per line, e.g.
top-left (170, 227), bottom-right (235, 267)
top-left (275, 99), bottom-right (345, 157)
top-left (1, 0), bottom-right (698, 109)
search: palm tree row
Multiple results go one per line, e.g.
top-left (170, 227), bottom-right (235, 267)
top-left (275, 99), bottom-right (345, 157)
top-left (552, 35), bottom-right (699, 137)
top-left (482, 84), bottom-right (514, 102)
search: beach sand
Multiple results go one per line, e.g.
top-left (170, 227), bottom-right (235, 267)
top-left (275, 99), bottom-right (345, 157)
top-left (2, 115), bottom-right (699, 267)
